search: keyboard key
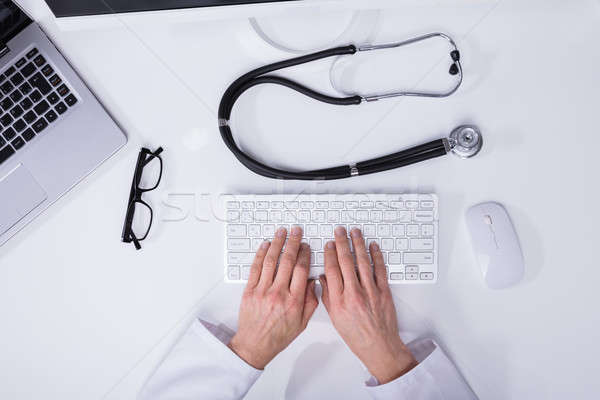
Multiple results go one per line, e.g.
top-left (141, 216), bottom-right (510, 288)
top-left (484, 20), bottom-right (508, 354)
top-left (227, 253), bottom-right (255, 264)
top-left (45, 110), bottom-right (57, 123)
top-left (23, 110), bottom-right (36, 123)
top-left (21, 62), bottom-right (36, 77)
top-left (41, 65), bottom-right (54, 77)
top-left (390, 272), bottom-right (404, 280)
top-left (227, 266), bottom-right (240, 280)
top-left (414, 211), bottom-right (434, 222)
top-left (227, 225), bottom-right (246, 237)
top-left (377, 224), bottom-right (391, 237)
top-left (0, 113), bottom-right (13, 126)
top-left (406, 224), bottom-right (420, 236)
top-left (26, 48), bottom-right (39, 59)
top-left (0, 145), bottom-right (15, 164)
top-left (10, 105), bottom-right (24, 118)
top-left (55, 101), bottom-right (67, 115)
top-left (262, 224), bottom-right (275, 237)
top-left (420, 201), bottom-right (434, 209)
top-left (381, 238), bottom-right (394, 250)
top-left (13, 119), bottom-right (26, 132)
top-left (32, 117), bottom-right (48, 133)
top-left (29, 73), bottom-right (52, 95)
top-left (16, 57), bottom-right (26, 68)
top-left (411, 239), bottom-right (434, 250)
top-left (65, 94), bottom-right (77, 106)
top-left (9, 90), bottom-right (22, 102)
top-left (57, 84), bottom-right (69, 96)
top-left (34, 100), bottom-right (49, 115)
top-left (11, 136), bottom-right (25, 150)
top-left (2, 127), bottom-right (16, 141)
top-left (405, 201), bottom-right (419, 209)
top-left (19, 97), bottom-right (33, 110)
top-left (47, 92), bottom-right (59, 104)
top-left (4, 66), bottom-right (15, 77)
top-left (392, 224), bottom-right (405, 236)
top-left (29, 89), bottom-right (42, 102)
top-left (309, 238), bottom-right (323, 250)
top-left (22, 128), bottom-right (35, 142)
top-left (0, 97), bottom-right (13, 111)
top-left (228, 238), bottom-right (251, 251)
top-left (241, 201), bottom-right (254, 209)
top-left (396, 238), bottom-right (409, 250)
top-left (389, 252), bottom-right (402, 264)
top-left (405, 265), bottom-right (419, 273)
top-left (33, 55), bottom-right (46, 67)
top-left (421, 225), bottom-right (434, 236)
top-left (49, 74), bottom-right (61, 87)
top-left (420, 272), bottom-right (434, 280)
top-left (1, 81), bottom-right (13, 94)
top-left (363, 224), bottom-right (376, 237)
top-left (0, 136), bottom-right (4, 147)
top-left (248, 225), bottom-right (261, 237)
top-left (403, 252), bottom-right (434, 264)
top-left (10, 72), bottom-right (24, 86)
top-left (405, 273), bottom-right (419, 280)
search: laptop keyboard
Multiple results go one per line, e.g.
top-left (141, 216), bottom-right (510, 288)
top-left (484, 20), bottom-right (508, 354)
top-left (0, 47), bottom-right (79, 166)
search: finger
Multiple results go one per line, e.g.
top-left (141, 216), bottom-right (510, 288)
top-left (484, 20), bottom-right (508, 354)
top-left (301, 280), bottom-right (319, 328)
top-left (334, 226), bottom-right (359, 288)
top-left (370, 241), bottom-right (390, 292)
top-left (350, 228), bottom-right (376, 293)
top-left (274, 226), bottom-right (303, 289)
top-left (247, 240), bottom-right (270, 289)
top-left (258, 227), bottom-right (287, 288)
top-left (320, 275), bottom-right (330, 312)
top-left (290, 242), bottom-right (311, 296)
top-left (324, 240), bottom-right (343, 296)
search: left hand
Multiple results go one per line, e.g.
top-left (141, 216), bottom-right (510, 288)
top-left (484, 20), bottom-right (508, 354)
top-left (228, 226), bottom-right (318, 369)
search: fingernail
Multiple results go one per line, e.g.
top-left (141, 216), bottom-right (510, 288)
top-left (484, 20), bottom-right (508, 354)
top-left (261, 241), bottom-right (270, 249)
top-left (291, 226), bottom-right (302, 237)
top-left (371, 242), bottom-right (380, 251)
top-left (350, 228), bottom-right (361, 238)
top-left (326, 240), bottom-right (336, 249)
top-left (276, 227), bottom-right (287, 238)
top-left (300, 242), bottom-right (310, 251)
top-left (335, 226), bottom-right (346, 237)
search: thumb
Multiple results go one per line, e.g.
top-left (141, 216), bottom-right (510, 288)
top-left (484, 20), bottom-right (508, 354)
top-left (301, 280), bottom-right (318, 328)
top-left (319, 275), bottom-right (331, 312)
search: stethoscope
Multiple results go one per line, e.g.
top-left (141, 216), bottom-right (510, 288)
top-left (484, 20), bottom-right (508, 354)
top-left (218, 32), bottom-right (483, 180)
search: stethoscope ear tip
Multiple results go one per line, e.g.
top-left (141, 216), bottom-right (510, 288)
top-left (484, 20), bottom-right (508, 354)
top-left (448, 125), bottom-right (483, 159)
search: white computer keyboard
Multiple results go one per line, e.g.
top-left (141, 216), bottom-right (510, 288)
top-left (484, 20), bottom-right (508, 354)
top-left (224, 194), bottom-right (438, 284)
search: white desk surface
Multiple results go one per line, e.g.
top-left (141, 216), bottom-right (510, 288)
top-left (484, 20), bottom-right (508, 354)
top-left (2, 0), bottom-right (599, 398)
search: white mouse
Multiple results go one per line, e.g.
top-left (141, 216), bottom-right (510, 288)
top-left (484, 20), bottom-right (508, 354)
top-left (465, 202), bottom-right (524, 289)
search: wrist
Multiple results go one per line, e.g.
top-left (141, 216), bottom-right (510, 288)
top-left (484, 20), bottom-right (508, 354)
top-left (228, 334), bottom-right (269, 370)
top-left (367, 343), bottom-right (418, 385)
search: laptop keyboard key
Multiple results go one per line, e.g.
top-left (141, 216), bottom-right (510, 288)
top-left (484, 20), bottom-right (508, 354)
top-left (2, 126), bottom-right (16, 140)
top-left (21, 62), bottom-right (36, 77)
top-left (1, 113), bottom-right (13, 127)
top-left (10, 72), bottom-right (24, 86)
top-left (41, 65), bottom-right (54, 77)
top-left (22, 128), bottom-right (35, 142)
top-left (23, 110), bottom-right (36, 123)
top-left (11, 136), bottom-right (25, 150)
top-left (16, 57), bottom-right (26, 68)
top-left (10, 105), bottom-right (24, 118)
top-left (0, 136), bottom-right (4, 147)
top-left (0, 144), bottom-right (15, 164)
top-left (32, 118), bottom-right (48, 133)
top-left (55, 102), bottom-right (67, 115)
top-left (49, 74), bottom-right (61, 87)
top-left (1, 81), bottom-right (13, 94)
top-left (34, 100), bottom-right (49, 115)
top-left (65, 94), bottom-right (77, 107)
top-left (19, 98), bottom-right (33, 110)
top-left (33, 55), bottom-right (46, 67)
top-left (13, 119), bottom-right (26, 132)
top-left (29, 89), bottom-right (42, 103)
top-left (0, 97), bottom-right (13, 111)
top-left (19, 82), bottom-right (32, 95)
top-left (47, 92), bottom-right (59, 104)
top-left (26, 48), bottom-right (38, 59)
top-left (9, 90), bottom-right (22, 102)
top-left (45, 110), bottom-right (57, 123)
top-left (29, 73), bottom-right (52, 95)
top-left (4, 66), bottom-right (15, 77)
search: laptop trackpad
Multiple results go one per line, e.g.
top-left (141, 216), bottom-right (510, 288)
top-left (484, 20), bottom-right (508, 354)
top-left (0, 164), bottom-right (47, 234)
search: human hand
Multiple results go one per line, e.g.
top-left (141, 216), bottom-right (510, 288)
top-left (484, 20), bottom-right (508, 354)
top-left (321, 227), bottom-right (418, 384)
top-left (228, 226), bottom-right (318, 369)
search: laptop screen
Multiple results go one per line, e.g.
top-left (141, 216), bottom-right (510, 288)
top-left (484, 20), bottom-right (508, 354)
top-left (0, 0), bottom-right (30, 43)
top-left (44, 0), bottom-right (297, 17)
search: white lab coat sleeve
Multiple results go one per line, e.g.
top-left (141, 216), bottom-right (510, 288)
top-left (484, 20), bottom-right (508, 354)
top-left (364, 338), bottom-right (478, 400)
top-left (138, 318), bottom-right (262, 400)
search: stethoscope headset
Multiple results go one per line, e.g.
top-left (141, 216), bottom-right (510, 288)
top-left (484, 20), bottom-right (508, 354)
top-left (218, 32), bottom-right (483, 181)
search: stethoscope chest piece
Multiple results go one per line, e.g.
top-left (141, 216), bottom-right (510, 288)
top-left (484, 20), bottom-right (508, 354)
top-left (448, 125), bottom-right (483, 159)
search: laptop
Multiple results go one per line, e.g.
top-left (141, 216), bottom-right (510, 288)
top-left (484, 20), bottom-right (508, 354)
top-left (0, 0), bottom-right (126, 246)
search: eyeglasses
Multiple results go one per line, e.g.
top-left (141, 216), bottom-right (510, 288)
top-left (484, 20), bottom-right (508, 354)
top-left (121, 147), bottom-right (164, 250)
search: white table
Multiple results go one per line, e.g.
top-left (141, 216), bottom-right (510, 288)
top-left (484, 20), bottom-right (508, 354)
top-left (1, 0), bottom-right (599, 398)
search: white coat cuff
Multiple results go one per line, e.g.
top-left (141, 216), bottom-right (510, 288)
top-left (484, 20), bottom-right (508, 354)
top-left (364, 339), bottom-right (477, 400)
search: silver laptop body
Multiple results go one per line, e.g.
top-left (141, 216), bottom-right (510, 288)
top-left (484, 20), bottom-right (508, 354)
top-left (0, 1), bottom-right (126, 246)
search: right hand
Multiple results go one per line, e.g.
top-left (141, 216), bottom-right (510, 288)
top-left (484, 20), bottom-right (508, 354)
top-left (320, 227), bottom-right (418, 384)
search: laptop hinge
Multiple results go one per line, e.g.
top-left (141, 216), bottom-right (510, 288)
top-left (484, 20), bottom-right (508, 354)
top-left (0, 42), bottom-right (9, 59)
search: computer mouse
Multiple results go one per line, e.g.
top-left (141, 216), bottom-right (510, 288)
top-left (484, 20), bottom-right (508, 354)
top-left (465, 202), bottom-right (524, 289)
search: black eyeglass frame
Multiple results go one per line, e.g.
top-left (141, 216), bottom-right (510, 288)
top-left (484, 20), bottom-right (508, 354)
top-left (121, 147), bottom-right (164, 250)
